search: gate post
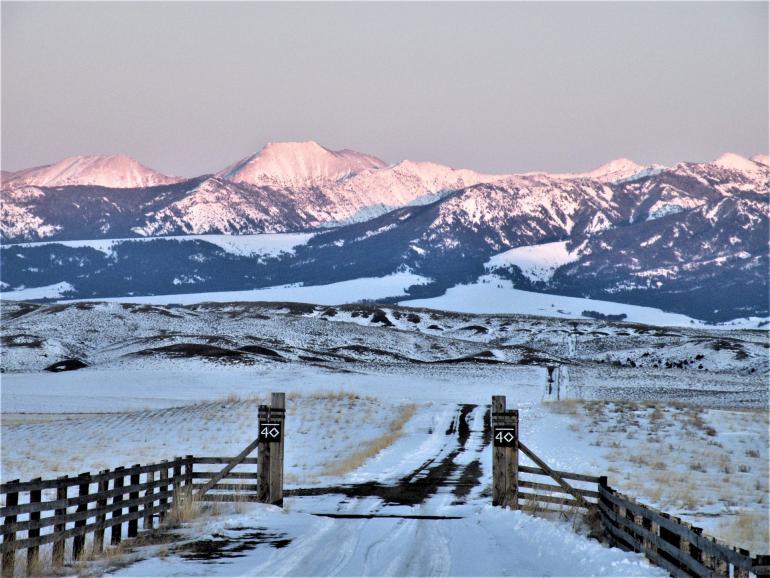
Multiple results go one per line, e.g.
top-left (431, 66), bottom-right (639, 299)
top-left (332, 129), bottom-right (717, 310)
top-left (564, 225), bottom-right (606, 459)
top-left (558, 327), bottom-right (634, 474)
top-left (492, 396), bottom-right (518, 509)
top-left (257, 393), bottom-right (285, 506)
top-left (269, 392), bottom-right (285, 507)
top-left (257, 404), bottom-right (271, 503)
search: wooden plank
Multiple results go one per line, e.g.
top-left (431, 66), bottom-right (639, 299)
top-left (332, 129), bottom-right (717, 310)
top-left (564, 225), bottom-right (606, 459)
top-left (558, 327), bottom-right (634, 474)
top-left (197, 494), bottom-right (261, 503)
top-left (1, 480), bottom-right (18, 578)
top-left (111, 467), bottom-right (124, 545)
top-left (143, 471), bottom-right (155, 530)
top-left (159, 462), bottom-right (169, 522)
top-left (52, 477), bottom-right (67, 567)
top-left (197, 438), bottom-right (261, 499)
top-left (72, 473), bottom-right (90, 560)
top-left (0, 474), bottom-right (171, 517)
top-left (3, 480), bottom-right (174, 534)
top-left (269, 393), bottom-right (286, 506)
top-left (257, 404), bottom-right (271, 503)
top-left (191, 483), bottom-right (260, 492)
top-left (0, 488), bottom-right (178, 554)
top-left (599, 486), bottom-right (753, 570)
top-left (128, 468), bottom-right (140, 538)
top-left (27, 478), bottom-right (42, 572)
top-left (1, 502), bottom-right (173, 553)
top-left (517, 491), bottom-right (584, 508)
top-left (191, 472), bottom-right (259, 480)
top-left (518, 440), bottom-right (590, 509)
top-left (191, 457), bottom-right (260, 465)
top-left (517, 465), bottom-right (601, 483)
top-left (93, 470), bottom-right (109, 556)
top-left (0, 460), bottom-right (183, 494)
top-left (598, 501), bottom-right (721, 578)
top-left (753, 555), bottom-right (770, 578)
top-left (491, 396), bottom-right (516, 508)
top-left (518, 480), bottom-right (599, 499)
top-left (600, 508), bottom-right (693, 578)
top-left (184, 455), bottom-right (194, 491)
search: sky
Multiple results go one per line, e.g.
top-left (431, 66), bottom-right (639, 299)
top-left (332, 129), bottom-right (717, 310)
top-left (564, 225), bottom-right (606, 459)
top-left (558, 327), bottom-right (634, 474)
top-left (1, 2), bottom-right (768, 177)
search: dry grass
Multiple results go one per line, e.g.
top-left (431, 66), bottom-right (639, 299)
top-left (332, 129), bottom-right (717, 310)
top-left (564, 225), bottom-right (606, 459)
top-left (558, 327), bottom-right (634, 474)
top-left (542, 399), bottom-right (580, 415)
top-left (543, 398), bottom-right (769, 552)
top-left (322, 403), bottom-right (417, 477)
top-left (717, 511), bottom-right (770, 554)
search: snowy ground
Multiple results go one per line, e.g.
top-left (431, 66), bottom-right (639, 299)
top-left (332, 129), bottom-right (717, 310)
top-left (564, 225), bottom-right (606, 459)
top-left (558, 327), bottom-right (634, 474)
top-left (6, 233), bottom-right (316, 258)
top-left (1, 300), bottom-right (767, 575)
top-left (3, 271), bottom-right (432, 304)
top-left (401, 274), bottom-right (768, 329)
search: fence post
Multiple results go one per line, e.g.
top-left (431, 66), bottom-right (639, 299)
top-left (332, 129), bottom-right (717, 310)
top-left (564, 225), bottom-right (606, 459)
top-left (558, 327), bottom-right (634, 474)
top-left (128, 466), bottom-right (140, 538)
top-left (269, 392), bottom-right (286, 506)
top-left (172, 457), bottom-right (184, 517)
top-left (257, 404), bottom-right (271, 503)
top-left (184, 455), bottom-right (194, 493)
top-left (72, 472), bottom-right (90, 560)
top-left (173, 458), bottom-right (182, 498)
top-left (27, 478), bottom-right (42, 572)
top-left (734, 548), bottom-right (751, 578)
top-left (491, 396), bottom-right (517, 508)
top-left (93, 470), bottom-right (109, 555)
top-left (143, 470), bottom-right (155, 530)
top-left (159, 461), bottom-right (169, 522)
top-left (1, 480), bottom-right (19, 578)
top-left (111, 467), bottom-right (125, 545)
top-left (753, 555), bottom-right (770, 578)
top-left (52, 476), bottom-right (68, 567)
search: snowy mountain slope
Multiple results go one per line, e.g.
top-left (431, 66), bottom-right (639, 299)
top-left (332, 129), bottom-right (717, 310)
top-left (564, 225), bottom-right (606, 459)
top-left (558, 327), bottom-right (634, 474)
top-left (552, 157), bottom-right (654, 183)
top-left (2, 148), bottom-right (767, 322)
top-left (218, 141), bottom-right (387, 187)
top-left (1, 300), bottom-right (766, 397)
top-left (2, 155), bottom-right (182, 189)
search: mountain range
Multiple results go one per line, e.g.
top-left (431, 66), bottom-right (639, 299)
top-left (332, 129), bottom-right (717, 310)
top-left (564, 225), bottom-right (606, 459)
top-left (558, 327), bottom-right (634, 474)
top-left (1, 142), bottom-right (767, 323)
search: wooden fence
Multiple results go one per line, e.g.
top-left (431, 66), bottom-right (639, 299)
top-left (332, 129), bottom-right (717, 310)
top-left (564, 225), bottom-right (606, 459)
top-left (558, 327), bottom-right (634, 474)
top-left (490, 394), bottom-right (769, 577)
top-left (0, 455), bottom-right (269, 576)
top-left (516, 464), bottom-right (600, 510)
top-left (598, 480), bottom-right (769, 578)
top-left (0, 392), bottom-right (286, 577)
top-left (0, 457), bottom-right (192, 576)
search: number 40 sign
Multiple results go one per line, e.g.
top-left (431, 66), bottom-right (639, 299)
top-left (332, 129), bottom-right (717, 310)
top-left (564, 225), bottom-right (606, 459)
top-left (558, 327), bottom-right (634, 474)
top-left (493, 427), bottom-right (517, 447)
top-left (259, 421), bottom-right (282, 442)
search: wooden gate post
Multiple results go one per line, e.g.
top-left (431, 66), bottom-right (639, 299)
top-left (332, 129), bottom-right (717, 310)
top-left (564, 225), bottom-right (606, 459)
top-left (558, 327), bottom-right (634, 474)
top-left (257, 404), bottom-right (271, 503)
top-left (269, 392), bottom-right (285, 507)
top-left (257, 393), bottom-right (285, 506)
top-left (491, 396), bottom-right (518, 509)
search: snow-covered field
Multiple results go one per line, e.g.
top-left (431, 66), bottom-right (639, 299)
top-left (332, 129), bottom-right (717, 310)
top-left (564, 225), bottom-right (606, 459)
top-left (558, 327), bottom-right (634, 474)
top-left (25, 271), bottom-right (431, 306)
top-left (486, 240), bottom-right (579, 283)
top-left (6, 232), bottom-right (316, 258)
top-left (401, 274), bottom-right (768, 329)
top-left (1, 300), bottom-right (767, 575)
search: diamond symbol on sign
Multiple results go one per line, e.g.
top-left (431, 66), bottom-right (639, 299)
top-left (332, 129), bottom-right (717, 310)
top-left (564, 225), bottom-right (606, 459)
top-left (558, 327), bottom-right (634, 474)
top-left (269, 427), bottom-right (279, 437)
top-left (503, 433), bottom-right (514, 443)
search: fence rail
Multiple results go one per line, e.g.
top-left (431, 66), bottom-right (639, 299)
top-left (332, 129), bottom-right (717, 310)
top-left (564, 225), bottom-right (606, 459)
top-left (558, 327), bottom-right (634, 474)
top-left (490, 394), bottom-right (769, 578)
top-left (598, 482), bottom-right (769, 578)
top-left (0, 455), bottom-right (264, 576)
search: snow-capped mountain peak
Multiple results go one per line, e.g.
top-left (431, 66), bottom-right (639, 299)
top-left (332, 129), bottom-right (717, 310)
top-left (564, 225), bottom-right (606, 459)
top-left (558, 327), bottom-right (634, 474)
top-left (582, 158), bottom-right (647, 182)
top-left (2, 155), bottom-right (182, 189)
top-left (750, 154), bottom-right (770, 167)
top-left (548, 158), bottom-right (649, 184)
top-left (218, 141), bottom-right (387, 188)
top-left (712, 152), bottom-right (762, 173)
